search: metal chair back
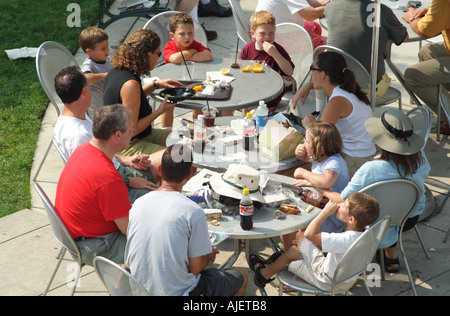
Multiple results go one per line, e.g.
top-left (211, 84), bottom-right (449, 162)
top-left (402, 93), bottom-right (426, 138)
top-left (36, 41), bottom-right (78, 116)
top-left (228, 0), bottom-right (252, 44)
top-left (33, 182), bottom-right (83, 295)
top-left (359, 179), bottom-right (421, 296)
top-left (143, 11), bottom-right (207, 66)
top-left (359, 179), bottom-right (420, 228)
top-left (93, 256), bottom-right (151, 296)
top-left (276, 22), bottom-right (314, 92)
top-left (313, 45), bottom-right (401, 111)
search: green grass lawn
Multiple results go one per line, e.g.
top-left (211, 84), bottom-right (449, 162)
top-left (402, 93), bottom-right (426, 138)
top-left (0, 0), bottom-right (110, 217)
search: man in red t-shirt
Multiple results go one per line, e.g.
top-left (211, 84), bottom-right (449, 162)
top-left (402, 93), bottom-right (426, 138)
top-left (55, 104), bottom-right (134, 266)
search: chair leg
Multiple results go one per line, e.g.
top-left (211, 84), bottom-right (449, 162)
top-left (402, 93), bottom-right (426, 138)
top-left (361, 272), bottom-right (373, 296)
top-left (69, 264), bottom-right (82, 296)
top-left (414, 226), bottom-right (430, 259)
top-left (399, 237), bottom-right (418, 296)
top-left (32, 137), bottom-right (54, 183)
top-left (43, 248), bottom-right (66, 296)
top-left (379, 249), bottom-right (386, 281)
top-left (444, 227), bottom-right (450, 244)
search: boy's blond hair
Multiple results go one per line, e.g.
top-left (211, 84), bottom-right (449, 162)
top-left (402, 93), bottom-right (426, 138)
top-left (250, 10), bottom-right (276, 32)
top-left (79, 27), bottom-right (109, 53)
top-left (347, 192), bottom-right (380, 231)
top-left (169, 12), bottom-right (194, 33)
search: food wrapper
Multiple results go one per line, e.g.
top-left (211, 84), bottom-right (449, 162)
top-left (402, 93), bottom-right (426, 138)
top-left (259, 119), bottom-right (304, 161)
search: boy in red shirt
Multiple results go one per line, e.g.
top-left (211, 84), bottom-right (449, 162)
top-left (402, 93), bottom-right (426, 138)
top-left (241, 10), bottom-right (295, 112)
top-left (163, 12), bottom-right (212, 65)
top-left (163, 12), bottom-right (212, 118)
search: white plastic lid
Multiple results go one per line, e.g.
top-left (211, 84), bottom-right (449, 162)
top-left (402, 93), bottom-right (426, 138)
top-left (259, 100), bottom-right (264, 106)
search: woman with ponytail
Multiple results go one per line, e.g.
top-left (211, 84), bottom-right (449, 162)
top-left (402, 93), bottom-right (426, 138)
top-left (293, 51), bottom-right (376, 177)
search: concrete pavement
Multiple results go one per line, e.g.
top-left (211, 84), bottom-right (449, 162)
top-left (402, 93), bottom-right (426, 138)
top-left (1, 0), bottom-right (449, 296)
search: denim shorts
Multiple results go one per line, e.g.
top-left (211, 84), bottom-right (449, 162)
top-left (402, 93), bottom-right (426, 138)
top-left (189, 268), bottom-right (244, 296)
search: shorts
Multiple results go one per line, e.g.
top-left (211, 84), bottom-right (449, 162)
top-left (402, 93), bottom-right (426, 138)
top-left (117, 164), bottom-right (155, 203)
top-left (189, 268), bottom-right (244, 296)
top-left (119, 128), bottom-right (169, 156)
top-left (75, 231), bottom-right (127, 266)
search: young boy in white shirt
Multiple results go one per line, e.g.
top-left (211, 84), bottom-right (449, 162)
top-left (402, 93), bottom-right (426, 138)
top-left (250, 192), bottom-right (380, 291)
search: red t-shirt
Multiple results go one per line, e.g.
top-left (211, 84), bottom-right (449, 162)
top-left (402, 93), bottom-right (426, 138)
top-left (163, 40), bottom-right (211, 64)
top-left (55, 142), bottom-right (131, 239)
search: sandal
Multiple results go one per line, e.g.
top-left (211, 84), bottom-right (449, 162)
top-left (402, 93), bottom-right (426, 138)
top-left (267, 251), bottom-right (283, 264)
top-left (377, 251), bottom-right (400, 273)
top-left (254, 265), bottom-right (275, 289)
top-left (384, 255), bottom-right (400, 273)
top-left (248, 254), bottom-right (267, 272)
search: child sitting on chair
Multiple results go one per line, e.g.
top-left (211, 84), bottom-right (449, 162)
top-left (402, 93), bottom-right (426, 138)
top-left (249, 192), bottom-right (380, 291)
top-left (163, 12), bottom-right (213, 118)
top-left (79, 27), bottom-right (111, 97)
top-left (241, 10), bottom-right (295, 113)
top-left (163, 12), bottom-right (212, 64)
top-left (292, 121), bottom-right (349, 233)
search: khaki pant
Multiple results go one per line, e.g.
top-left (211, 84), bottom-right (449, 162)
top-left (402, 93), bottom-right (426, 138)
top-left (404, 42), bottom-right (450, 115)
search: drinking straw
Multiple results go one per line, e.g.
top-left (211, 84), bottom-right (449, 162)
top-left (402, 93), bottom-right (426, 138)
top-left (234, 37), bottom-right (239, 65)
top-left (177, 44), bottom-right (192, 81)
top-left (206, 97), bottom-right (210, 114)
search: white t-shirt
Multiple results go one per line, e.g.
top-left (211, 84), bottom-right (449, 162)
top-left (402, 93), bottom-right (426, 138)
top-left (329, 86), bottom-right (376, 158)
top-left (54, 115), bottom-right (93, 162)
top-left (54, 115), bottom-right (120, 169)
top-left (321, 230), bottom-right (363, 278)
top-left (125, 191), bottom-right (213, 296)
top-left (256, 0), bottom-right (309, 26)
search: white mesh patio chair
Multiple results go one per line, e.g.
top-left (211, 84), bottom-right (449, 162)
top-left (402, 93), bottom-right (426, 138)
top-left (33, 182), bottom-right (84, 296)
top-left (93, 256), bottom-right (151, 296)
top-left (275, 22), bottom-right (317, 115)
top-left (278, 216), bottom-right (391, 296)
top-left (143, 11), bottom-right (207, 67)
top-left (36, 41), bottom-right (78, 116)
top-left (359, 179), bottom-right (428, 296)
top-left (313, 45), bottom-right (402, 112)
top-left (34, 41), bottom-right (78, 183)
top-left (228, 0), bottom-right (252, 44)
top-left (276, 23), bottom-right (314, 93)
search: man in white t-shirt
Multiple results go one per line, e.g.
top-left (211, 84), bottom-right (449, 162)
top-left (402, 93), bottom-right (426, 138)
top-left (125, 145), bottom-right (247, 296)
top-left (54, 66), bottom-right (158, 203)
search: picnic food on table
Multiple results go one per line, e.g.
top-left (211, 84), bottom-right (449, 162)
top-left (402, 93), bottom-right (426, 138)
top-left (241, 65), bottom-right (252, 72)
top-left (193, 85), bottom-right (203, 92)
top-left (279, 204), bottom-right (301, 215)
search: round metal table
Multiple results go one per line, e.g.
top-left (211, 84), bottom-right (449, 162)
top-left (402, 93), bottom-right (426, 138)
top-left (150, 58), bottom-right (285, 111)
top-left (166, 116), bottom-right (302, 173)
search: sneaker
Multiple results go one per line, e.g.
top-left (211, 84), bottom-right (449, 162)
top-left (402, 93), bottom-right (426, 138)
top-left (198, 0), bottom-right (232, 17)
top-left (201, 23), bottom-right (218, 41)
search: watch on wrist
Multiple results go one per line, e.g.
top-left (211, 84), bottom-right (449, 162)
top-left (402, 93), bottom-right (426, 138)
top-left (153, 79), bottom-right (159, 89)
top-left (124, 177), bottom-right (130, 187)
